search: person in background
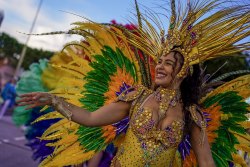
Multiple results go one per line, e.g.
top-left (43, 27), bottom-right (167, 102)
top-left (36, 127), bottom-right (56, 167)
top-left (0, 77), bottom-right (17, 119)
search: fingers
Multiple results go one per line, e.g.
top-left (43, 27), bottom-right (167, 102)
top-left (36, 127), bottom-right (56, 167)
top-left (17, 100), bottom-right (37, 106)
top-left (16, 96), bottom-right (33, 103)
top-left (17, 92), bottom-right (45, 103)
top-left (33, 93), bottom-right (42, 100)
top-left (18, 92), bottom-right (37, 98)
top-left (16, 92), bottom-right (52, 110)
top-left (18, 101), bottom-right (48, 109)
top-left (24, 101), bottom-right (49, 110)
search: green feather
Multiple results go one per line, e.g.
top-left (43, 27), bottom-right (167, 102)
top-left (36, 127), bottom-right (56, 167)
top-left (203, 90), bottom-right (249, 167)
top-left (77, 46), bottom-right (139, 152)
top-left (13, 59), bottom-right (49, 126)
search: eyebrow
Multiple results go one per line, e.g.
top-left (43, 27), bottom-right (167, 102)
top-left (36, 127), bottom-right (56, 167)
top-left (161, 59), bottom-right (175, 64)
top-left (158, 57), bottom-right (176, 62)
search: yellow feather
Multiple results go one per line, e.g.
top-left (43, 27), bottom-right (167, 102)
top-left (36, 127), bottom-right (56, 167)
top-left (46, 131), bottom-right (79, 147)
top-left (230, 131), bottom-right (250, 146)
top-left (31, 112), bottom-right (63, 124)
top-left (40, 142), bottom-right (95, 167)
top-left (235, 144), bottom-right (250, 153)
top-left (41, 119), bottom-right (71, 139)
top-left (240, 121), bottom-right (250, 129)
top-left (232, 154), bottom-right (248, 167)
top-left (201, 75), bottom-right (250, 102)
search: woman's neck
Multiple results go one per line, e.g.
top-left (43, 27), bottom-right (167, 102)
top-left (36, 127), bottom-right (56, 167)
top-left (159, 84), bottom-right (180, 90)
top-left (164, 77), bottom-right (183, 90)
top-left (154, 86), bottom-right (182, 120)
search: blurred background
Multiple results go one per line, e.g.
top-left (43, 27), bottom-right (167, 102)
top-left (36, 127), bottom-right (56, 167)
top-left (0, 0), bottom-right (249, 167)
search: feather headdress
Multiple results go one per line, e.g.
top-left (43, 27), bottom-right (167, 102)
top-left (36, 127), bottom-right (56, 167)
top-left (126, 0), bottom-right (250, 77)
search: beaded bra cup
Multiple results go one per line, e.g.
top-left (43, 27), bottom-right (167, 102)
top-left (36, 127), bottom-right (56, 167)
top-left (132, 107), bottom-right (184, 148)
top-left (130, 88), bottom-right (184, 165)
top-left (131, 106), bottom-right (184, 166)
top-left (114, 86), bottom-right (185, 166)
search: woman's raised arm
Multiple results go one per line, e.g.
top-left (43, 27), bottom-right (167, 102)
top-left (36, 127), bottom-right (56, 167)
top-left (66, 100), bottom-right (130, 126)
top-left (17, 92), bottom-right (131, 127)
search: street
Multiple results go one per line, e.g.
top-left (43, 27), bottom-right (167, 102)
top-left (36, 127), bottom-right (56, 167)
top-left (0, 116), bottom-right (38, 167)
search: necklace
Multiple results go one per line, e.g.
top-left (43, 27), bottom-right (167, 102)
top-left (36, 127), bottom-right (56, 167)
top-left (153, 87), bottom-right (181, 120)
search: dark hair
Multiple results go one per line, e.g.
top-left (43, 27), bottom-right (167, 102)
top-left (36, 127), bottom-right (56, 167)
top-left (172, 52), bottom-right (202, 135)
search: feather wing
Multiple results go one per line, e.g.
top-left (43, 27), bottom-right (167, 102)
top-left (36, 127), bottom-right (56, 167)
top-left (180, 75), bottom-right (250, 167)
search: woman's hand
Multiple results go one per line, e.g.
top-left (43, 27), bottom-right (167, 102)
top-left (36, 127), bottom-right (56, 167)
top-left (17, 91), bottom-right (132, 127)
top-left (17, 92), bottom-right (52, 109)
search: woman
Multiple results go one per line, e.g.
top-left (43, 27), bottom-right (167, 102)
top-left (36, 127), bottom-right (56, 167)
top-left (18, 51), bottom-right (214, 166)
top-left (17, 0), bottom-right (250, 166)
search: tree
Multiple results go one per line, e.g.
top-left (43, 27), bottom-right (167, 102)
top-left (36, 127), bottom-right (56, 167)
top-left (204, 52), bottom-right (249, 82)
top-left (0, 32), bottom-right (54, 69)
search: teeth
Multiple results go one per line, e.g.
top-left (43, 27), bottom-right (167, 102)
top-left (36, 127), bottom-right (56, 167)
top-left (157, 74), bottom-right (165, 77)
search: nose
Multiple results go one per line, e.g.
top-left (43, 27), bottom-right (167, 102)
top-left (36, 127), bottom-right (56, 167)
top-left (156, 62), bottom-right (164, 70)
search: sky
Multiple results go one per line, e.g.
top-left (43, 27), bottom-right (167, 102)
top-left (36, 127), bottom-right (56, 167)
top-left (0, 0), bottom-right (154, 51)
top-left (0, 0), bottom-right (249, 52)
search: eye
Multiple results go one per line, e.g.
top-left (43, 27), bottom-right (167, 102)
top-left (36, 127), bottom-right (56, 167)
top-left (157, 60), bottom-right (162, 64)
top-left (164, 61), bottom-right (173, 66)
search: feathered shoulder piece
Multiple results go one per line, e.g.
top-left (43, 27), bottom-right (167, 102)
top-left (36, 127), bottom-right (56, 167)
top-left (116, 85), bottom-right (146, 102)
top-left (187, 104), bottom-right (207, 130)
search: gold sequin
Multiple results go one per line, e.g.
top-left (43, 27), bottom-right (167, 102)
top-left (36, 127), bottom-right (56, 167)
top-left (112, 86), bottom-right (185, 166)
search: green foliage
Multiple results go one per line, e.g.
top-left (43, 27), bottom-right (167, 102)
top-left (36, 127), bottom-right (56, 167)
top-left (204, 55), bottom-right (249, 82)
top-left (0, 32), bottom-right (54, 69)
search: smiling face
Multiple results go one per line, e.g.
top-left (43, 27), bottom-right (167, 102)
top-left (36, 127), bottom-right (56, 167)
top-left (155, 52), bottom-right (183, 88)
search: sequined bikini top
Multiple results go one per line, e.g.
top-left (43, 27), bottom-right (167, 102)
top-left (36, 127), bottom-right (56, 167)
top-left (129, 87), bottom-right (184, 150)
top-left (131, 106), bottom-right (184, 149)
top-left (118, 85), bottom-right (185, 160)
top-left (118, 85), bottom-right (206, 136)
top-left (116, 85), bottom-right (207, 166)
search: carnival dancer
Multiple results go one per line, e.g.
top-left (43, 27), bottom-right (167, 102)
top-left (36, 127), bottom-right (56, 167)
top-left (17, 0), bottom-right (250, 166)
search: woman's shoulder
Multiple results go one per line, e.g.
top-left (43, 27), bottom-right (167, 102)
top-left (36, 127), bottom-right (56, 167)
top-left (186, 104), bottom-right (207, 130)
top-left (116, 85), bottom-right (149, 102)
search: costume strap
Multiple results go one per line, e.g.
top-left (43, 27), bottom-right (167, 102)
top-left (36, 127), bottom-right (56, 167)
top-left (188, 104), bottom-right (207, 146)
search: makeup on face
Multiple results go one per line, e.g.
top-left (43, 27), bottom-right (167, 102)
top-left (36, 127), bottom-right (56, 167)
top-left (155, 53), bottom-right (177, 87)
